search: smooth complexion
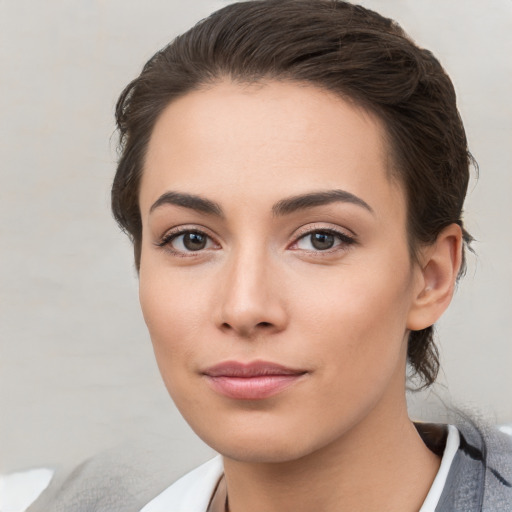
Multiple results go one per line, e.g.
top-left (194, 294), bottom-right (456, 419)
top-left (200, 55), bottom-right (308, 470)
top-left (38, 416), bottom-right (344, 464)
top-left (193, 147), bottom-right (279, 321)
top-left (138, 81), bottom-right (462, 512)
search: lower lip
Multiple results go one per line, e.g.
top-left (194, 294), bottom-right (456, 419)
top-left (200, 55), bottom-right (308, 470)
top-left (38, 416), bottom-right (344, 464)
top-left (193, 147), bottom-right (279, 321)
top-left (205, 374), bottom-right (305, 400)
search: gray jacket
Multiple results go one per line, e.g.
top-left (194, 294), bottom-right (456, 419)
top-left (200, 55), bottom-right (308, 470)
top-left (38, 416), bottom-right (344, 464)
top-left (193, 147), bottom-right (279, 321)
top-left (417, 417), bottom-right (512, 511)
top-left (28, 418), bottom-right (512, 512)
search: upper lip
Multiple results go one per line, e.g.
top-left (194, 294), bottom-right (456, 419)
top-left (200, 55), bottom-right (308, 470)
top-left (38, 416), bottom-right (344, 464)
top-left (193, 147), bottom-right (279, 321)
top-left (202, 360), bottom-right (307, 378)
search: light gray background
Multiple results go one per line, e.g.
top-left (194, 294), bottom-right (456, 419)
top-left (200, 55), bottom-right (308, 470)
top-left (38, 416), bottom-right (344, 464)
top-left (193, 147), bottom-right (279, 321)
top-left (1, 0), bottom-right (511, 474)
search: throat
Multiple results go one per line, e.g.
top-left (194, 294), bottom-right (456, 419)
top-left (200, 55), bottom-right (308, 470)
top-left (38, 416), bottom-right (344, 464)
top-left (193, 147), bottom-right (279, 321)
top-left (215, 419), bottom-right (441, 512)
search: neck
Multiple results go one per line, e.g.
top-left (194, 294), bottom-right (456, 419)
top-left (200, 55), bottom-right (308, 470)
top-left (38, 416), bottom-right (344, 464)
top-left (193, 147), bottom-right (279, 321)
top-left (218, 393), bottom-right (440, 512)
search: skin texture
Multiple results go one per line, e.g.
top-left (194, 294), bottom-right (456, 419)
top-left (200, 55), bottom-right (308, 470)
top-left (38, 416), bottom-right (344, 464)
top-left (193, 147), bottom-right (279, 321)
top-left (138, 81), bottom-right (462, 512)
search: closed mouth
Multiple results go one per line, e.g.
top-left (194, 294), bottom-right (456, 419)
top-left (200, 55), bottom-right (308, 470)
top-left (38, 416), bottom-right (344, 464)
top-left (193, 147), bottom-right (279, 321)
top-left (202, 360), bottom-right (307, 378)
top-left (202, 360), bottom-right (307, 400)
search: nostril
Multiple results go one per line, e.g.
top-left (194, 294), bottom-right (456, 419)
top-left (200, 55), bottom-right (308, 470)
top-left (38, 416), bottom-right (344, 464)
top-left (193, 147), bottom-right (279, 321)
top-left (220, 321), bottom-right (274, 333)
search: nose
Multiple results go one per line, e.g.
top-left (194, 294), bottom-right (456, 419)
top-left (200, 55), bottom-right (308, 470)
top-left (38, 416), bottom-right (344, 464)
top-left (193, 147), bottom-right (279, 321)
top-left (214, 247), bottom-right (288, 338)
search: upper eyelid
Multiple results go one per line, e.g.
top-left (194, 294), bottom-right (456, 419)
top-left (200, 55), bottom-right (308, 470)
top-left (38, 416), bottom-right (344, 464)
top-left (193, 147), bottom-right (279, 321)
top-left (159, 224), bottom-right (216, 240)
top-left (292, 223), bottom-right (357, 240)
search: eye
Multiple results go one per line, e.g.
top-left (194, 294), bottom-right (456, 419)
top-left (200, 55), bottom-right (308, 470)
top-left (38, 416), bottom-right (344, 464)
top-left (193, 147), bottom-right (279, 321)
top-left (293, 229), bottom-right (355, 252)
top-left (157, 229), bottom-right (218, 255)
top-left (174, 231), bottom-right (209, 251)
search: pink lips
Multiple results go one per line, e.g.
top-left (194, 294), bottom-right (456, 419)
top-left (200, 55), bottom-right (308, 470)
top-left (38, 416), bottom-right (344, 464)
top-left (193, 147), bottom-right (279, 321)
top-left (202, 361), bottom-right (307, 400)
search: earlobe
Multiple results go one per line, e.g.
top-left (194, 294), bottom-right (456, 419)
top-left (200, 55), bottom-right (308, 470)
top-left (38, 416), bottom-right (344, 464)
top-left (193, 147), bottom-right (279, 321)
top-left (407, 224), bottom-right (463, 331)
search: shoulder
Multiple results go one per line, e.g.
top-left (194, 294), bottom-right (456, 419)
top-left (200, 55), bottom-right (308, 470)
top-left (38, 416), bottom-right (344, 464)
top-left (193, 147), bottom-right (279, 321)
top-left (22, 439), bottom-right (215, 512)
top-left (438, 416), bottom-right (512, 512)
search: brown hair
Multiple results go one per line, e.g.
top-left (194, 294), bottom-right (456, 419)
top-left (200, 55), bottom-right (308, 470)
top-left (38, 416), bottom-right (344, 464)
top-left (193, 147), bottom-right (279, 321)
top-left (112, 0), bottom-right (473, 388)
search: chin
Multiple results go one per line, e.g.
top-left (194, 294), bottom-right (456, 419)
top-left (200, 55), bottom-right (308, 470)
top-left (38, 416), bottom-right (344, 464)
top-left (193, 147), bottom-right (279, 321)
top-left (189, 414), bottom-right (341, 465)
top-left (213, 437), bottom-right (314, 464)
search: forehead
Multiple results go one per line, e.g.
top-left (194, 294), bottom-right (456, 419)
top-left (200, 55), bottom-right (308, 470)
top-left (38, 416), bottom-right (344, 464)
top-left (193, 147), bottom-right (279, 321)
top-left (140, 80), bottom-right (404, 220)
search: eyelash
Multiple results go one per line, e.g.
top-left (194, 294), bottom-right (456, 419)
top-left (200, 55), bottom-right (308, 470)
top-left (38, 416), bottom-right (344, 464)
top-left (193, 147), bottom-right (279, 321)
top-left (155, 226), bottom-right (357, 257)
top-left (289, 227), bottom-right (356, 254)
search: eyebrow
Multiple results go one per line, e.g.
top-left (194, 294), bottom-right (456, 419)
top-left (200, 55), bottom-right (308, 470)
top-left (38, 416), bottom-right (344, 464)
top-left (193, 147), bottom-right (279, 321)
top-left (272, 189), bottom-right (374, 216)
top-left (149, 189), bottom-right (373, 217)
top-left (149, 191), bottom-right (223, 217)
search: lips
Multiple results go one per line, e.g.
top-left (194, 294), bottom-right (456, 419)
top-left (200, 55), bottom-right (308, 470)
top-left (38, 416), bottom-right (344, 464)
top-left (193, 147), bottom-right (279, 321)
top-left (202, 360), bottom-right (307, 400)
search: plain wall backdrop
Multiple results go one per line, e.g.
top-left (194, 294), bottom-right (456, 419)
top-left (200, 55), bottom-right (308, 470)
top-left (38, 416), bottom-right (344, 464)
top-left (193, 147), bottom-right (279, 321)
top-left (1, 0), bottom-right (511, 474)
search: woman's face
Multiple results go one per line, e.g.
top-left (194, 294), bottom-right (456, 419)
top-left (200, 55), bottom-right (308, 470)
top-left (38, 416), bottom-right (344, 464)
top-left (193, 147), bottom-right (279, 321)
top-left (138, 81), bottom-right (424, 463)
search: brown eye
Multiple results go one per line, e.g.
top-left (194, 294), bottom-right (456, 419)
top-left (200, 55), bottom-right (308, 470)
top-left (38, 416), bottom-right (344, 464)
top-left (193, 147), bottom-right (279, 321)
top-left (310, 232), bottom-right (335, 250)
top-left (182, 232), bottom-right (207, 251)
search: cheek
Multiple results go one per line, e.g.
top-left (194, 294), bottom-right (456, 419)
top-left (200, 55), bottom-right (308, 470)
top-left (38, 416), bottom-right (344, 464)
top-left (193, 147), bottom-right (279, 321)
top-left (282, 271), bottom-right (412, 447)
top-left (138, 267), bottom-right (211, 379)
top-left (138, 268), bottom-right (225, 436)
top-left (291, 260), bottom-right (413, 381)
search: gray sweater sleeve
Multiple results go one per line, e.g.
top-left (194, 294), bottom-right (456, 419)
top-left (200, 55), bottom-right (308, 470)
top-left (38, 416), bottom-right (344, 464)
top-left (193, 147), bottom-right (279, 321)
top-left (26, 439), bottom-right (206, 512)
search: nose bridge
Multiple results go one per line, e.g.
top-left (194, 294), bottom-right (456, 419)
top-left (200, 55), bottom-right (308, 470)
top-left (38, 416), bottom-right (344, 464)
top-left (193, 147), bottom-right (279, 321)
top-left (217, 239), bottom-right (286, 336)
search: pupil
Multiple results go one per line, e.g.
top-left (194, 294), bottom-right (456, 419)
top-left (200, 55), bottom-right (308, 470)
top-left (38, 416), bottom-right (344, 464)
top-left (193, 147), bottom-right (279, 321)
top-left (311, 232), bottom-right (334, 250)
top-left (184, 232), bottom-right (207, 251)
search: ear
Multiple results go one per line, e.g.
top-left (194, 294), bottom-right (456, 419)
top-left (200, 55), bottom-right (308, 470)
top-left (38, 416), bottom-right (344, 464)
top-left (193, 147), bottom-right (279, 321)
top-left (407, 224), bottom-right (463, 331)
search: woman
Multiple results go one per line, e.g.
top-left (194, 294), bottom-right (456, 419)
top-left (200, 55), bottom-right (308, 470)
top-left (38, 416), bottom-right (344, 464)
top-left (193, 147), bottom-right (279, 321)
top-left (27, 1), bottom-right (512, 511)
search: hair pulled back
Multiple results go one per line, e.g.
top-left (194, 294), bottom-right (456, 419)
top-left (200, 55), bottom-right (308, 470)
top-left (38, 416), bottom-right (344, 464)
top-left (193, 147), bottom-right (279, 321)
top-left (112, 0), bottom-right (473, 388)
